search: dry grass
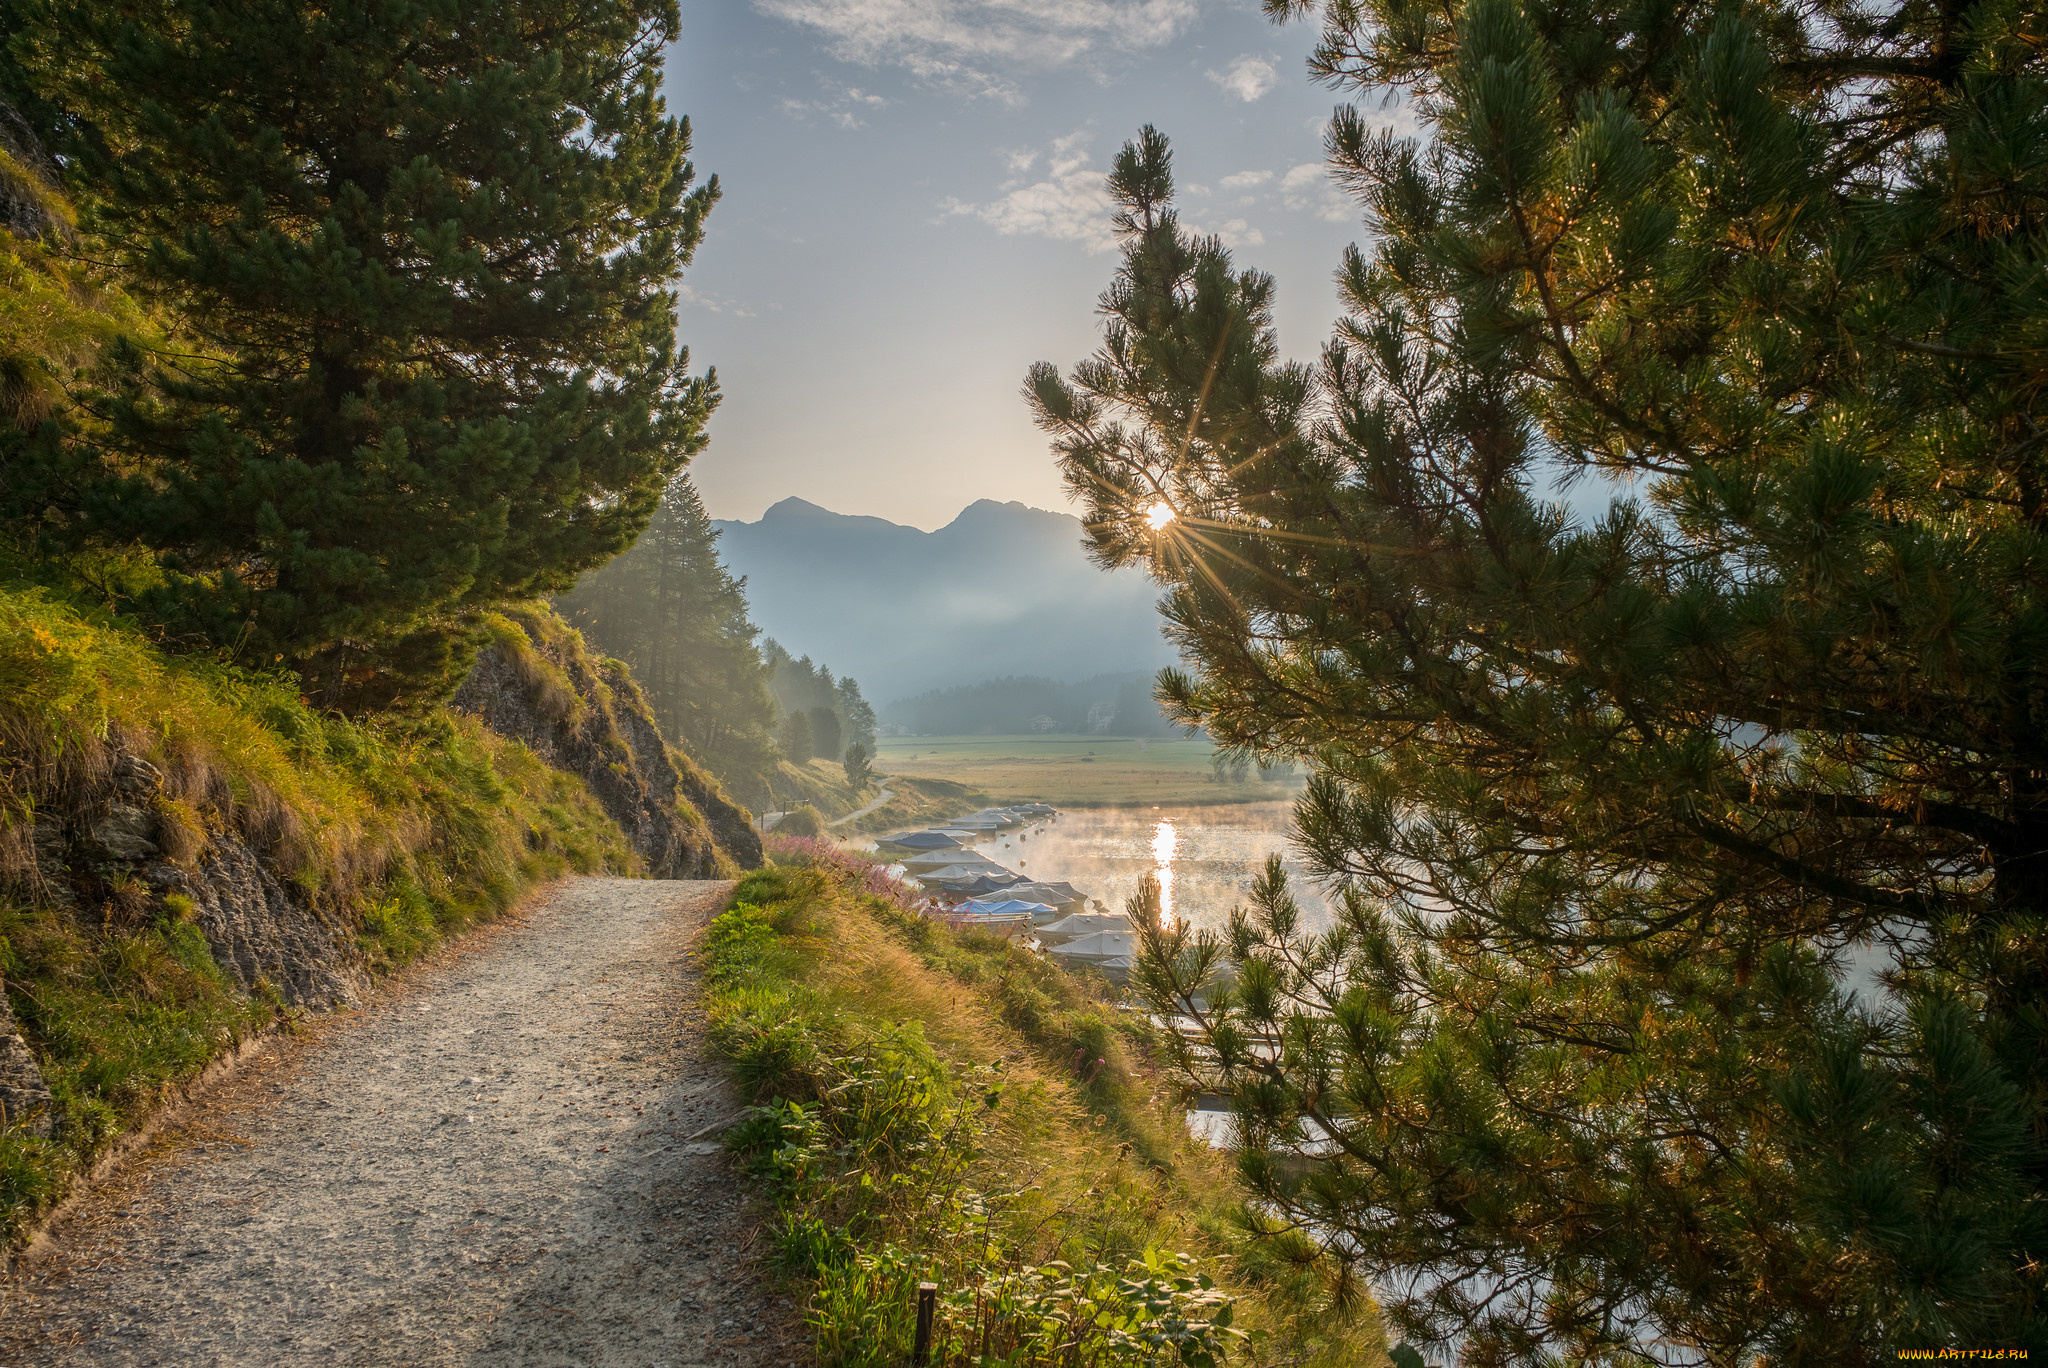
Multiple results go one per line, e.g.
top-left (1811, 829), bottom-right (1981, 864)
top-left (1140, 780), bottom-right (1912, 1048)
top-left (871, 736), bottom-right (1303, 808)
top-left (707, 859), bottom-right (1388, 1368)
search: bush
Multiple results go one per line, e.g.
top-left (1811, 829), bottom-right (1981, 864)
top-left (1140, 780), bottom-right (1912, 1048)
top-left (774, 804), bottom-right (825, 839)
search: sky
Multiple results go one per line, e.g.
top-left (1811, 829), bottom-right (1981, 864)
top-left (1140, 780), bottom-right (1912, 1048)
top-left (663, 1), bottom-right (1399, 530)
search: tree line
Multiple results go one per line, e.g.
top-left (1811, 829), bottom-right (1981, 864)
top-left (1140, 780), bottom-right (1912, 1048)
top-left (1035, 0), bottom-right (2048, 1360)
top-left (881, 672), bottom-right (1181, 737)
top-left (554, 474), bottom-right (874, 809)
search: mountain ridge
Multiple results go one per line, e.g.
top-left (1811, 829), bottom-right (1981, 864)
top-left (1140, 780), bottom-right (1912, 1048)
top-left (711, 497), bottom-right (1176, 703)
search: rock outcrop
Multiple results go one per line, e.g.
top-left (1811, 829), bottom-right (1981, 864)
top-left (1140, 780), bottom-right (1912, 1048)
top-left (0, 989), bottom-right (53, 1138)
top-left (453, 607), bottom-right (761, 876)
top-left (24, 763), bottom-right (365, 1013)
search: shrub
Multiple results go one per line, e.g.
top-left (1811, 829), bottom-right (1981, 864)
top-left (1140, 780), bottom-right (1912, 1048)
top-left (774, 804), bottom-right (825, 839)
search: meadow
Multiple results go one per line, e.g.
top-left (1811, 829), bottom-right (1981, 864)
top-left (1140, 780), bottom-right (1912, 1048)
top-left (870, 734), bottom-right (1301, 807)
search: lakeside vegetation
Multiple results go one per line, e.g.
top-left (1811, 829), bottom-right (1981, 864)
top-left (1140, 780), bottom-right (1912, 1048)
top-left (871, 736), bottom-right (1301, 808)
top-left (703, 840), bottom-right (1386, 1367)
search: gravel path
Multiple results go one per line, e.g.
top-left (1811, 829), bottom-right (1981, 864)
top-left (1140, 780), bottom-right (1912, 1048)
top-left (827, 787), bottom-right (894, 828)
top-left (0, 877), bottom-right (806, 1367)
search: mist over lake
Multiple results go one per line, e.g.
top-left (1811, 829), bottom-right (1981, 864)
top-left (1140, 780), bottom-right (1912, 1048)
top-left (924, 801), bottom-right (1337, 936)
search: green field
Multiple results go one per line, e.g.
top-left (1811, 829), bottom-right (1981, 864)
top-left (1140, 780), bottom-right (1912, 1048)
top-left (871, 734), bottom-right (1301, 807)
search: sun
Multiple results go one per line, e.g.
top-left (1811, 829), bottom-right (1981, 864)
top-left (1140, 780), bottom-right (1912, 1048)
top-left (1145, 501), bottom-right (1176, 530)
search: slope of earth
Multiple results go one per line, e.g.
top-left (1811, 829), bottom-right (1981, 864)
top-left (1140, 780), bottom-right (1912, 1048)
top-left (0, 878), bottom-right (802, 1368)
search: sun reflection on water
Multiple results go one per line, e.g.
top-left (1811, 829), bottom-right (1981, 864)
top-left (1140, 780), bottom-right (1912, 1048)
top-left (1150, 818), bottom-right (1179, 925)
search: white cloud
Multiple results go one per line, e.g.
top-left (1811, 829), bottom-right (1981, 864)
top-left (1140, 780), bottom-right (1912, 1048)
top-left (780, 81), bottom-right (890, 128)
top-left (679, 284), bottom-right (758, 319)
top-left (1206, 53), bottom-right (1277, 102)
top-left (1218, 169), bottom-right (1271, 190)
top-left (755, 0), bottom-right (1202, 100)
top-left (944, 131), bottom-right (1117, 252)
top-left (1280, 160), bottom-right (1352, 223)
top-left (1188, 216), bottom-right (1263, 249)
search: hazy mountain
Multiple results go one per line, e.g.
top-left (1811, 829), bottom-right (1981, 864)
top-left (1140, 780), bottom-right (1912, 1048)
top-left (711, 497), bottom-right (1175, 704)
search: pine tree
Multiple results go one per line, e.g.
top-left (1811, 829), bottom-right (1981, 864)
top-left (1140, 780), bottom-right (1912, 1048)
top-left (842, 741), bottom-right (872, 790)
top-left (779, 707), bottom-right (813, 768)
top-left (555, 473), bottom-right (779, 800)
top-left (835, 676), bottom-right (877, 758)
top-left (7, 0), bottom-right (717, 703)
top-left (807, 706), bottom-right (842, 765)
top-left (1029, 1), bottom-right (2047, 1358)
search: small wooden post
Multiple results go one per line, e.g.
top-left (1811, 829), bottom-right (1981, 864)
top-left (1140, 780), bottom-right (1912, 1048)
top-left (912, 1281), bottom-right (938, 1365)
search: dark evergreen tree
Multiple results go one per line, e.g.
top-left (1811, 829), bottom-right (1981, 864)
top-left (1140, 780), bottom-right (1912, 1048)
top-left (8, 0), bottom-right (717, 703)
top-left (1030, 0), bottom-right (2048, 1357)
top-left (806, 705), bottom-right (842, 765)
top-left (834, 676), bottom-right (876, 759)
top-left (762, 641), bottom-right (870, 766)
top-left (779, 707), bottom-right (813, 767)
top-left (555, 473), bottom-right (778, 801)
top-left (842, 741), bottom-right (872, 790)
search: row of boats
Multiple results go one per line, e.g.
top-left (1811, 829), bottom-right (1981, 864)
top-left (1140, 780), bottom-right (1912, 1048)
top-left (873, 805), bottom-right (1140, 980)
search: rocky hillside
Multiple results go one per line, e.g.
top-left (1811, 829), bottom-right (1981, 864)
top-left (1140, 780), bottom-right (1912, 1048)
top-left (454, 607), bottom-right (761, 876)
top-left (0, 589), bottom-right (757, 1245)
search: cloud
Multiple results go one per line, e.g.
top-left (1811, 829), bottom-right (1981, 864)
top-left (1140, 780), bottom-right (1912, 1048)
top-left (1218, 169), bottom-right (1271, 190)
top-left (1206, 53), bottom-right (1277, 102)
top-left (780, 81), bottom-right (890, 128)
top-left (1189, 216), bottom-right (1263, 249)
top-left (1280, 160), bottom-right (1353, 223)
top-left (944, 132), bottom-right (1117, 252)
top-left (755, 0), bottom-right (1203, 100)
top-left (679, 284), bottom-right (758, 319)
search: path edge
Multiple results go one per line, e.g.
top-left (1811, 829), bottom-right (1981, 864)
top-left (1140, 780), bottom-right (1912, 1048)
top-left (2, 874), bottom-right (576, 1274)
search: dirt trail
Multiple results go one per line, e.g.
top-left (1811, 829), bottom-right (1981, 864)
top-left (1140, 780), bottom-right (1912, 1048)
top-left (827, 787), bottom-right (894, 828)
top-left (0, 877), bottom-right (805, 1367)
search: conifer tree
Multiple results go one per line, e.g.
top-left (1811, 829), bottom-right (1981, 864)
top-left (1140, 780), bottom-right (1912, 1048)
top-left (779, 707), bottom-right (813, 767)
top-left (842, 741), bottom-right (872, 790)
top-left (7, 0), bottom-right (717, 702)
top-left (1030, 1), bottom-right (2047, 1358)
top-left (556, 473), bottom-right (779, 799)
top-left (807, 706), bottom-right (842, 765)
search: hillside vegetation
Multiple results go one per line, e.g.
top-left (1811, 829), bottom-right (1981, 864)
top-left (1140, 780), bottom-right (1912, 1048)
top-left (0, 583), bottom-right (642, 1242)
top-left (702, 842), bottom-right (1387, 1367)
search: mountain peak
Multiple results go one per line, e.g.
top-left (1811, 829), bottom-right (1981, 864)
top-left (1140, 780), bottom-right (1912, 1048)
top-left (711, 495), bottom-right (1172, 701)
top-left (760, 496), bottom-right (835, 519)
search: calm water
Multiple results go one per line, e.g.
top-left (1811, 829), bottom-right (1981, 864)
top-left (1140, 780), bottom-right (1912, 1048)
top-left (946, 802), bottom-right (1336, 933)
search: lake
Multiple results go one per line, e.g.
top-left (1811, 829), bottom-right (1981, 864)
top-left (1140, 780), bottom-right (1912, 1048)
top-left (932, 800), bottom-right (1338, 934)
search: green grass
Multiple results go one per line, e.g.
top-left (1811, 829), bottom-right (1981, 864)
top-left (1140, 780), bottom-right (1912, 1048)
top-left (871, 736), bottom-right (1303, 808)
top-left (702, 851), bottom-right (1386, 1368)
top-left (0, 582), bottom-right (634, 1242)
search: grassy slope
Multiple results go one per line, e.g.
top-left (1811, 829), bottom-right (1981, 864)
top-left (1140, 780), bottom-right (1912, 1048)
top-left (702, 848), bottom-right (1387, 1368)
top-left (0, 584), bottom-right (633, 1241)
top-left (838, 774), bottom-right (986, 836)
top-left (871, 736), bottom-right (1303, 808)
